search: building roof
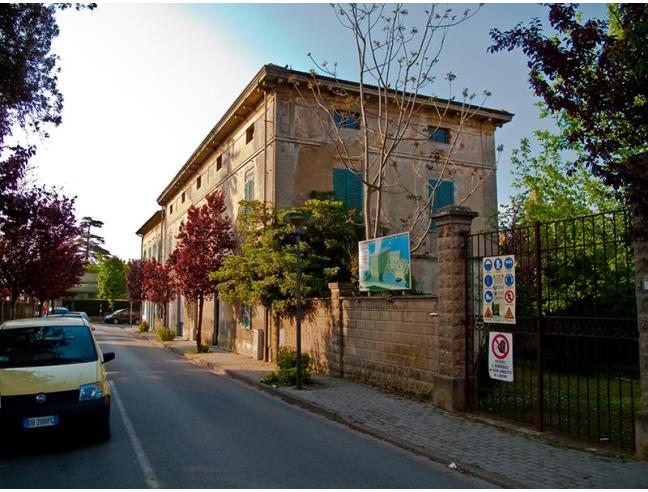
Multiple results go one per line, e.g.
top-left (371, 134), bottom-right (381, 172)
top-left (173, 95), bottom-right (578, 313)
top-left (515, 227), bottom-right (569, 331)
top-left (135, 210), bottom-right (163, 237)
top-left (156, 63), bottom-right (515, 205)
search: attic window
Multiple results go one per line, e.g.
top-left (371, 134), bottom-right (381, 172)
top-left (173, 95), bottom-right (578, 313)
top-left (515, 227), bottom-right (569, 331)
top-left (428, 127), bottom-right (450, 144)
top-left (197, 175), bottom-right (202, 190)
top-left (216, 155), bottom-right (222, 171)
top-left (181, 192), bottom-right (186, 204)
top-left (246, 124), bottom-right (254, 144)
top-left (169, 204), bottom-right (173, 214)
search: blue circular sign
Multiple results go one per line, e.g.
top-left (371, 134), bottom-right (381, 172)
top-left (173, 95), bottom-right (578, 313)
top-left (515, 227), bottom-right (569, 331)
top-left (484, 259), bottom-right (493, 272)
top-left (504, 274), bottom-right (515, 287)
top-left (484, 274), bottom-right (493, 288)
top-left (484, 290), bottom-right (493, 303)
top-left (504, 257), bottom-right (514, 270)
top-left (494, 258), bottom-right (503, 271)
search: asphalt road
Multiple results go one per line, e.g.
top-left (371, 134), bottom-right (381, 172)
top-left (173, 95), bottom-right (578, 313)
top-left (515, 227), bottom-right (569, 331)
top-left (0, 324), bottom-right (491, 488)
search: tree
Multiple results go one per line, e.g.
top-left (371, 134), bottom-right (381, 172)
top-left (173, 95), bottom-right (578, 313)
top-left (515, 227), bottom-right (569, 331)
top-left (141, 258), bottom-right (176, 328)
top-left (300, 4), bottom-right (497, 250)
top-left (97, 256), bottom-right (127, 311)
top-left (0, 186), bottom-right (82, 317)
top-left (213, 195), bottom-right (364, 332)
top-left (171, 191), bottom-right (234, 352)
top-left (125, 259), bottom-right (144, 303)
top-left (489, 4), bottom-right (648, 231)
top-left (500, 107), bottom-right (621, 228)
top-left (0, 4), bottom-right (95, 215)
top-left (78, 216), bottom-right (110, 263)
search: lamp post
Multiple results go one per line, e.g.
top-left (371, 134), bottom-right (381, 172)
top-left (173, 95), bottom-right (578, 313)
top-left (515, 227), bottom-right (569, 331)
top-left (285, 211), bottom-right (311, 390)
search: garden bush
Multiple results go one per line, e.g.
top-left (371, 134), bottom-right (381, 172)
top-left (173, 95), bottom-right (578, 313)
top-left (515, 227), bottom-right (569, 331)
top-left (138, 321), bottom-right (149, 332)
top-left (155, 326), bottom-right (176, 342)
top-left (262, 348), bottom-right (311, 387)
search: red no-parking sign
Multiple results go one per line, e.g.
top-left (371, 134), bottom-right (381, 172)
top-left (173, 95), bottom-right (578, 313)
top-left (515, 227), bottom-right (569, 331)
top-left (488, 332), bottom-right (514, 382)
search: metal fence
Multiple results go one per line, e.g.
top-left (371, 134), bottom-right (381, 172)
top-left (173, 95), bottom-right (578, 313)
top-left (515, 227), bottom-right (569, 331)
top-left (466, 209), bottom-right (640, 451)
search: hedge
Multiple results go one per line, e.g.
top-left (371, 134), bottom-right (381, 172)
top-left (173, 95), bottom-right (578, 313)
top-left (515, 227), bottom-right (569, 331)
top-left (61, 299), bottom-right (141, 317)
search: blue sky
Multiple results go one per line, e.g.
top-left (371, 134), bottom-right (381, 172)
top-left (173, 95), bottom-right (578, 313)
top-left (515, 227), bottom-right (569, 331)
top-left (36, 3), bottom-right (609, 260)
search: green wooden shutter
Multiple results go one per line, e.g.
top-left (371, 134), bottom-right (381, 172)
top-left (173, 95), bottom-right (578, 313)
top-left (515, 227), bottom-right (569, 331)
top-left (429, 179), bottom-right (455, 231)
top-left (333, 168), bottom-right (363, 211)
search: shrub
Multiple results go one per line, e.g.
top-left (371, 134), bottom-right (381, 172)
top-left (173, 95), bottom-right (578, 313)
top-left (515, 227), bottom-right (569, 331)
top-left (155, 326), bottom-right (176, 342)
top-left (262, 348), bottom-right (311, 387)
top-left (138, 321), bottom-right (149, 332)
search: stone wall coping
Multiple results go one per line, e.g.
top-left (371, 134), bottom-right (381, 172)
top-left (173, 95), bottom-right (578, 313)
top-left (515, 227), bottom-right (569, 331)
top-left (432, 205), bottom-right (478, 221)
top-left (341, 295), bottom-right (438, 301)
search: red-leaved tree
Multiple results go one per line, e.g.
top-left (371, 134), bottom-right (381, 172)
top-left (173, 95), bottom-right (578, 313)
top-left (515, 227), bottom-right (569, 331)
top-left (171, 191), bottom-right (234, 352)
top-left (126, 259), bottom-right (144, 321)
top-left (141, 258), bottom-right (176, 328)
top-left (0, 186), bottom-right (82, 318)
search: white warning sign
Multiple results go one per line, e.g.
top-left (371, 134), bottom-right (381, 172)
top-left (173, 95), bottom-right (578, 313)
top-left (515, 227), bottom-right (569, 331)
top-left (482, 255), bottom-right (516, 324)
top-left (488, 332), bottom-right (514, 382)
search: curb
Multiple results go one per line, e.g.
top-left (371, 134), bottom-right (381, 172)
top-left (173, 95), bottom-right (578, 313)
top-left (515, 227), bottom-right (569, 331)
top-left (136, 333), bottom-right (516, 488)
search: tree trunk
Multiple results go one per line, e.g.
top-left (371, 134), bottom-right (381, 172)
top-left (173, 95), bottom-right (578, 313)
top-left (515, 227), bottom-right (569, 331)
top-left (196, 295), bottom-right (204, 352)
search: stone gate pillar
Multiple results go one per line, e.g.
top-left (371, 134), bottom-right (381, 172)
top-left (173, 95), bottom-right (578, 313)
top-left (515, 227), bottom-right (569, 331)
top-left (328, 282), bottom-right (353, 377)
top-left (432, 206), bottom-right (478, 412)
top-left (635, 233), bottom-right (648, 459)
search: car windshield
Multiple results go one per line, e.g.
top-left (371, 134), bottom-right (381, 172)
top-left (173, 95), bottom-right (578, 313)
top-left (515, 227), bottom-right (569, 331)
top-left (0, 325), bottom-right (97, 369)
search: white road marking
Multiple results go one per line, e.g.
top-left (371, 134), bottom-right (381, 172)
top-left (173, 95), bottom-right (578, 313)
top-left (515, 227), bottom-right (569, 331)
top-left (111, 381), bottom-right (160, 489)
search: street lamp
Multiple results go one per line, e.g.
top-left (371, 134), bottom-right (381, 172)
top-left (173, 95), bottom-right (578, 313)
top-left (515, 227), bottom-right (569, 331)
top-left (285, 211), bottom-right (311, 390)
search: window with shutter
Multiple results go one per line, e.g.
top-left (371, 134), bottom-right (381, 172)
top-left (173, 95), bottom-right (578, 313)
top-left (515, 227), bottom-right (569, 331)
top-left (244, 175), bottom-right (255, 201)
top-left (333, 168), bottom-right (363, 211)
top-left (429, 179), bottom-right (455, 231)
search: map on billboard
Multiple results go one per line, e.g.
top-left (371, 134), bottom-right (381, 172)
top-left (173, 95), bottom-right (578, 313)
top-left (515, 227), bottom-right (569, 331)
top-left (358, 232), bottom-right (411, 292)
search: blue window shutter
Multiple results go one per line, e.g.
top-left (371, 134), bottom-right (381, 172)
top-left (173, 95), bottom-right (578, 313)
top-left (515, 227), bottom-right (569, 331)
top-left (333, 168), bottom-right (363, 211)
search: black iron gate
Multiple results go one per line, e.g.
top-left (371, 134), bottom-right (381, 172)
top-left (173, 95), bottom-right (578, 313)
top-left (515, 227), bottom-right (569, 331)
top-left (466, 210), bottom-right (640, 450)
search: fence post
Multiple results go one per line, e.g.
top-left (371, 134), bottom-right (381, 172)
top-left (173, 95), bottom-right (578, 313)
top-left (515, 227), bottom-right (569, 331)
top-left (433, 205), bottom-right (477, 412)
top-left (635, 228), bottom-right (648, 458)
top-left (535, 221), bottom-right (545, 432)
top-left (328, 282), bottom-right (352, 377)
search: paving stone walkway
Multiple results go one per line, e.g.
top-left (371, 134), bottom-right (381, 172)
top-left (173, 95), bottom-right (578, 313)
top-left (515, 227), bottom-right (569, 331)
top-left (132, 329), bottom-right (648, 488)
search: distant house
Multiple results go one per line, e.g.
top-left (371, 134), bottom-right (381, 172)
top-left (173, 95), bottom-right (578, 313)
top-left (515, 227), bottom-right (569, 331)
top-left (136, 64), bottom-right (513, 359)
top-left (64, 271), bottom-right (98, 299)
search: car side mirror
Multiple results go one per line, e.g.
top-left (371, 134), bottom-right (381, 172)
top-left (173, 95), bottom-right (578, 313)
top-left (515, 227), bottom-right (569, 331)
top-left (103, 352), bottom-right (115, 364)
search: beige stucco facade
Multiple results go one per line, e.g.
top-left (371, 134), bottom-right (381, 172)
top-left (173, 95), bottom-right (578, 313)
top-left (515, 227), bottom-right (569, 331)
top-left (137, 64), bottom-right (512, 360)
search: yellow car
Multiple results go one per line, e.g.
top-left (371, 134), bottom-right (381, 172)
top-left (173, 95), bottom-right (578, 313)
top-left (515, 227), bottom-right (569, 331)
top-left (0, 316), bottom-right (114, 440)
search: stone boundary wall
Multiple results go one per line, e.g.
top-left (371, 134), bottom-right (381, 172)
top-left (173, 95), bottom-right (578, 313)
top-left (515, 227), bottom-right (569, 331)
top-left (283, 294), bottom-right (440, 399)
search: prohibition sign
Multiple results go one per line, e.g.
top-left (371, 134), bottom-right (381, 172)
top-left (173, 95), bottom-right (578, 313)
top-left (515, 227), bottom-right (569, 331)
top-left (504, 290), bottom-right (515, 303)
top-left (491, 333), bottom-right (510, 360)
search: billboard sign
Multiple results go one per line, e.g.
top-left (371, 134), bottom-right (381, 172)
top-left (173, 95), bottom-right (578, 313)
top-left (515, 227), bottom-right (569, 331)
top-left (358, 232), bottom-right (411, 292)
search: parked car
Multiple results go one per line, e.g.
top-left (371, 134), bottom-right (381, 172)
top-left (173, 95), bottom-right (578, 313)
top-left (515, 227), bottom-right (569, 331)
top-left (0, 316), bottom-right (115, 440)
top-left (103, 309), bottom-right (139, 325)
top-left (46, 307), bottom-right (69, 316)
top-left (66, 311), bottom-right (91, 323)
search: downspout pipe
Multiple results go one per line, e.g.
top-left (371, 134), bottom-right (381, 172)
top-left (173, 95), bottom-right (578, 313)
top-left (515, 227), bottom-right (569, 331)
top-left (263, 88), bottom-right (270, 361)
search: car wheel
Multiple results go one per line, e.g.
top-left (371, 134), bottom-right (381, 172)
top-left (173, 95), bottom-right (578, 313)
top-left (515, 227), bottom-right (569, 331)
top-left (113, 318), bottom-right (120, 325)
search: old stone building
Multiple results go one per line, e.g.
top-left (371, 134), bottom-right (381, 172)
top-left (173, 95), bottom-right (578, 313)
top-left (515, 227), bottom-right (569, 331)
top-left (136, 64), bottom-right (513, 360)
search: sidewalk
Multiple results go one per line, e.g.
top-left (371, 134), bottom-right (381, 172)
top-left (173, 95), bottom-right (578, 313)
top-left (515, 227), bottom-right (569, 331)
top-left (131, 329), bottom-right (648, 489)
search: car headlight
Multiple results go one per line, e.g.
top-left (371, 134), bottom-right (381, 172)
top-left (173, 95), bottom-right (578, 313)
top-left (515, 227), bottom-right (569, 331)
top-left (79, 382), bottom-right (103, 401)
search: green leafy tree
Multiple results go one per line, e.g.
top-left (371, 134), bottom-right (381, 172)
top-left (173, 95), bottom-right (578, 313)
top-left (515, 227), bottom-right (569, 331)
top-left (490, 4), bottom-right (648, 231)
top-left (501, 108), bottom-right (621, 228)
top-left (212, 196), bottom-right (363, 322)
top-left (97, 256), bottom-right (127, 311)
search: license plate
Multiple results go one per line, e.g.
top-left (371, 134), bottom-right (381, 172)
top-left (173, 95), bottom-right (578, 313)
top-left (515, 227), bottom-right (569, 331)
top-left (23, 415), bottom-right (59, 429)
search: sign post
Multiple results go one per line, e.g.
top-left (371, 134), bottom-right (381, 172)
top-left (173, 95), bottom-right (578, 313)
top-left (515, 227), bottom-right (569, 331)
top-left (482, 254), bottom-right (516, 324)
top-left (488, 331), bottom-right (514, 382)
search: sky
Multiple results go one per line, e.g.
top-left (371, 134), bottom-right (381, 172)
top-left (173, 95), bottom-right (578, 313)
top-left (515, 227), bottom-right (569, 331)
top-left (31, 2), bottom-right (609, 261)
